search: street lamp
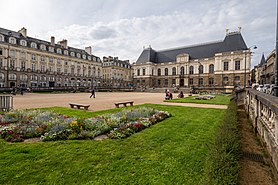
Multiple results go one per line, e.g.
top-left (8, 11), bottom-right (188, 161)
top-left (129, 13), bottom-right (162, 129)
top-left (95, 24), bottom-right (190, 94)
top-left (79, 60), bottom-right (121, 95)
top-left (244, 45), bottom-right (257, 88)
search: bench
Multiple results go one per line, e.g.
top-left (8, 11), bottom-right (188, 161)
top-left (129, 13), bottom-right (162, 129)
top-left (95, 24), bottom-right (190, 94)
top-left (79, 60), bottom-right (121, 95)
top-left (0, 96), bottom-right (13, 112)
top-left (69, 103), bottom-right (90, 110)
top-left (114, 101), bottom-right (134, 108)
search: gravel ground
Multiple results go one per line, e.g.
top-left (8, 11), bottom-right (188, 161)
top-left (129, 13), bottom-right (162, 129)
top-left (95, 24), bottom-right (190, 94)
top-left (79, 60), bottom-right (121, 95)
top-left (11, 92), bottom-right (227, 111)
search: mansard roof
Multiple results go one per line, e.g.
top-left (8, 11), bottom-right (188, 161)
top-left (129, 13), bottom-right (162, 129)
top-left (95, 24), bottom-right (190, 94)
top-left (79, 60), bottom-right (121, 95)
top-left (136, 32), bottom-right (248, 64)
top-left (0, 27), bottom-right (101, 62)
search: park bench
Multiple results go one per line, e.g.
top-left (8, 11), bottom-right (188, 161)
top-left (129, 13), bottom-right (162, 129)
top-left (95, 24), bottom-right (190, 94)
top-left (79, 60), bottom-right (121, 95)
top-left (114, 101), bottom-right (134, 108)
top-left (0, 96), bottom-right (13, 112)
top-left (69, 103), bottom-right (90, 110)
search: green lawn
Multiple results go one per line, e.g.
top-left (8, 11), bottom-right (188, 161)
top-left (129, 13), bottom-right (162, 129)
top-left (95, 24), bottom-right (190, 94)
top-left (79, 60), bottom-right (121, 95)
top-left (165, 94), bottom-right (231, 105)
top-left (0, 104), bottom-right (225, 184)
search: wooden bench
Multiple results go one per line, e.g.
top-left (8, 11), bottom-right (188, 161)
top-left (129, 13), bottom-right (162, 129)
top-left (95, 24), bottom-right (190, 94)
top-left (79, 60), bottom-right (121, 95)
top-left (0, 96), bottom-right (13, 112)
top-left (69, 103), bottom-right (90, 110)
top-left (114, 101), bottom-right (134, 108)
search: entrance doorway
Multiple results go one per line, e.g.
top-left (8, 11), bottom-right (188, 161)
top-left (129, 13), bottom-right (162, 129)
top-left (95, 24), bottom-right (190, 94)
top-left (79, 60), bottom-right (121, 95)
top-left (180, 79), bottom-right (184, 87)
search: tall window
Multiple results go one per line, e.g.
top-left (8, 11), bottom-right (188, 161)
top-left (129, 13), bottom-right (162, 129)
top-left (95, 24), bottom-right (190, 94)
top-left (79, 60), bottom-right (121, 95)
top-left (198, 78), bottom-right (203, 85)
top-left (164, 79), bottom-right (168, 86)
top-left (224, 61), bottom-right (229, 71)
top-left (21, 61), bottom-right (26, 70)
top-left (209, 64), bottom-right (214, 74)
top-left (172, 67), bottom-right (176, 75)
top-left (209, 78), bottom-right (214, 85)
top-left (189, 78), bottom-right (193, 85)
top-left (223, 76), bottom-right (229, 84)
top-left (180, 66), bottom-right (185, 75)
top-left (137, 69), bottom-right (140, 76)
top-left (235, 61), bottom-right (240, 70)
top-left (0, 58), bottom-right (2, 67)
top-left (165, 68), bottom-right (168, 76)
top-left (0, 48), bottom-right (2, 55)
top-left (189, 66), bottom-right (194, 74)
top-left (158, 79), bottom-right (161, 86)
top-left (31, 64), bottom-right (36, 72)
top-left (199, 65), bottom-right (203, 74)
top-left (158, 68), bottom-right (161, 76)
top-left (32, 54), bottom-right (36, 60)
top-left (172, 79), bottom-right (176, 85)
top-left (41, 56), bottom-right (45, 61)
top-left (41, 65), bottom-right (45, 72)
top-left (142, 68), bottom-right (146, 75)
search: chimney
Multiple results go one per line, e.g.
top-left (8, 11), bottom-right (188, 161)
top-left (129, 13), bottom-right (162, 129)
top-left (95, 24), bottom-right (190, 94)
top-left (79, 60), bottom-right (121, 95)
top-left (51, 36), bottom-right (55, 45)
top-left (18, 27), bottom-right (27, 37)
top-left (58, 39), bottom-right (68, 48)
top-left (85, 46), bottom-right (92, 55)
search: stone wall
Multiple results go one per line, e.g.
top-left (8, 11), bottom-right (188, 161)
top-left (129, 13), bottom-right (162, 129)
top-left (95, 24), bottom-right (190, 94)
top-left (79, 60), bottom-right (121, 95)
top-left (240, 89), bottom-right (278, 172)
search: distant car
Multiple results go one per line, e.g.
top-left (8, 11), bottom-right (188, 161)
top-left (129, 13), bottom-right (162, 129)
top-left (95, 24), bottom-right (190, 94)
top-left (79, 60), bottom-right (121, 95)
top-left (252, 83), bottom-right (259, 89)
top-left (263, 84), bottom-right (270, 93)
top-left (256, 85), bottom-right (264, 92)
top-left (267, 84), bottom-right (275, 95)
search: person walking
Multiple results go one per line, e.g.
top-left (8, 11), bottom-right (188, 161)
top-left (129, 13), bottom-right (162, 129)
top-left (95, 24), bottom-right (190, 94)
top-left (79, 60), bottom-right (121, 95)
top-left (20, 87), bottom-right (24, 95)
top-left (90, 89), bottom-right (95, 98)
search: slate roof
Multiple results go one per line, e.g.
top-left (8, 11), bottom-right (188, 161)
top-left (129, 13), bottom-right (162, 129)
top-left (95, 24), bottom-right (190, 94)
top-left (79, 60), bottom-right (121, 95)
top-left (136, 32), bottom-right (248, 64)
top-left (259, 54), bottom-right (266, 66)
top-left (0, 27), bottom-right (101, 62)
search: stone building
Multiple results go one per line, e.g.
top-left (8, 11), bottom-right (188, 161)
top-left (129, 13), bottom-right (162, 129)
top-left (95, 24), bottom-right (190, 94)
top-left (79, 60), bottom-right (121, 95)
top-left (261, 50), bottom-right (275, 85)
top-left (133, 30), bottom-right (251, 91)
top-left (102, 56), bottom-right (133, 87)
top-left (0, 27), bottom-right (102, 89)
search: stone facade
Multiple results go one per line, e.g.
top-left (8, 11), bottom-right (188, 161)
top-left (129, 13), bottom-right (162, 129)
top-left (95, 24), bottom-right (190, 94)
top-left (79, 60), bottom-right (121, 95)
top-left (102, 56), bottom-right (133, 87)
top-left (0, 27), bottom-right (103, 89)
top-left (133, 31), bottom-right (251, 91)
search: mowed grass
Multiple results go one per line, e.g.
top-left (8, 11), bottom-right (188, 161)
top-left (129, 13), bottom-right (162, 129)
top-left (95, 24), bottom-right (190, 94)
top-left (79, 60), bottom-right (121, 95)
top-left (165, 94), bottom-right (231, 105)
top-left (0, 104), bottom-right (225, 184)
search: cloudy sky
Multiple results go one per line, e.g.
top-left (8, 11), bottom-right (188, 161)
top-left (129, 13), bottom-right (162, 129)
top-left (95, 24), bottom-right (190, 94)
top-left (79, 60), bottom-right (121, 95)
top-left (0, 0), bottom-right (275, 68)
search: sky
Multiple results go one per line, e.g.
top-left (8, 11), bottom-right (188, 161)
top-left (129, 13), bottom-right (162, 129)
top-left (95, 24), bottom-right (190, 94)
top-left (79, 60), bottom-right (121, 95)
top-left (0, 0), bottom-right (276, 68)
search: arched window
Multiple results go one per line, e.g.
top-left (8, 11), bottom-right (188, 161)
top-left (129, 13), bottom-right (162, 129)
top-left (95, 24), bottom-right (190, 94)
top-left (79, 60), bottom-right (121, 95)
top-left (57, 48), bottom-right (62, 54)
top-left (40, 45), bottom-right (46, 50)
top-left (0, 35), bottom-right (4, 42)
top-left (199, 65), bottom-right (203, 74)
top-left (209, 64), bottom-right (214, 74)
top-left (31, 42), bottom-right (37, 49)
top-left (180, 66), bottom-right (185, 75)
top-left (20, 74), bottom-right (28, 81)
top-left (77, 53), bottom-right (81, 58)
top-left (20, 40), bottom-right (27, 46)
top-left (158, 68), bottom-right (161, 76)
top-left (0, 73), bottom-right (4, 80)
top-left (172, 67), bottom-right (176, 75)
top-left (164, 68), bottom-right (168, 76)
top-left (137, 69), bottom-right (140, 76)
top-left (189, 66), bottom-right (194, 74)
top-left (9, 37), bottom-right (16, 44)
top-left (8, 73), bottom-right (16, 80)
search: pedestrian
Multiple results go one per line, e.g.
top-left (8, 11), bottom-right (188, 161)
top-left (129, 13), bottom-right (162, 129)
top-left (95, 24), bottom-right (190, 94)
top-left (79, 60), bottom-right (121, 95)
top-left (20, 87), bottom-right (24, 95)
top-left (90, 89), bottom-right (95, 98)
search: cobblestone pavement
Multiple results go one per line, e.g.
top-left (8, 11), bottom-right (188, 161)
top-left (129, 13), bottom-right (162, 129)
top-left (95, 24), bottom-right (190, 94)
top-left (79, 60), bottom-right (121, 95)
top-left (11, 92), bottom-right (227, 111)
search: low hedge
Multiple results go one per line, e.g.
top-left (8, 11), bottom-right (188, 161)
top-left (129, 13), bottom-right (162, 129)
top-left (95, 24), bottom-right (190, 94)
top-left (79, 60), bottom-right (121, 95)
top-left (205, 100), bottom-right (240, 184)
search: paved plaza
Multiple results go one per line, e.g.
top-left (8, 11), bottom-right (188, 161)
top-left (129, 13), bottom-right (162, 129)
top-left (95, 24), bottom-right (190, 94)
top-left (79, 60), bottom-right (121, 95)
top-left (10, 92), bottom-right (227, 111)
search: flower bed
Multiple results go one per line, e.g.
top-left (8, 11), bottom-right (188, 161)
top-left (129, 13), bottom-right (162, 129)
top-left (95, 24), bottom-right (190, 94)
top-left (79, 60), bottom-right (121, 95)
top-left (0, 107), bottom-right (170, 142)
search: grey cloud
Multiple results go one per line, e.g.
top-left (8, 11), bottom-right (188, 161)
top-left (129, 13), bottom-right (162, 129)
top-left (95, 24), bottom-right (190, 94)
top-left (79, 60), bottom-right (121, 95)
top-left (90, 26), bottom-right (118, 40)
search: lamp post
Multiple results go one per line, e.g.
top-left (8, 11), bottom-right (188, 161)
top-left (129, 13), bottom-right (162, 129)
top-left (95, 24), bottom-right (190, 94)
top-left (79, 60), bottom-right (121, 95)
top-left (244, 45), bottom-right (257, 88)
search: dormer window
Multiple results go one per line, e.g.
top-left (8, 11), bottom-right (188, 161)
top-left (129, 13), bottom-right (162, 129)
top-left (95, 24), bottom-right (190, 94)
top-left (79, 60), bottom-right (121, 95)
top-left (64, 50), bottom-right (68, 55)
top-left (0, 34), bottom-right (4, 42)
top-left (9, 37), bottom-right (16, 44)
top-left (49, 47), bottom-right (54, 52)
top-left (88, 56), bottom-right (91, 60)
top-left (77, 53), bottom-right (81, 58)
top-left (20, 40), bottom-right (27, 46)
top-left (70, 52), bottom-right (75, 57)
top-left (40, 44), bottom-right (46, 50)
top-left (82, 54), bottom-right (86, 59)
top-left (57, 48), bottom-right (62, 54)
top-left (31, 42), bottom-right (37, 49)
